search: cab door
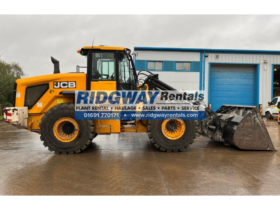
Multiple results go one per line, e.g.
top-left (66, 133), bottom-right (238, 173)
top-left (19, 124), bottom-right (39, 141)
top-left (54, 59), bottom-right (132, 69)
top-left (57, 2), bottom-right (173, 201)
top-left (116, 51), bottom-right (137, 90)
top-left (87, 50), bottom-right (120, 133)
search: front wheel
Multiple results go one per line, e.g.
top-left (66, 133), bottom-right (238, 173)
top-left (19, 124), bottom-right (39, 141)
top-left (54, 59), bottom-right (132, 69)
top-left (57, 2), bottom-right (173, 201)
top-left (266, 111), bottom-right (273, 120)
top-left (147, 119), bottom-right (195, 152)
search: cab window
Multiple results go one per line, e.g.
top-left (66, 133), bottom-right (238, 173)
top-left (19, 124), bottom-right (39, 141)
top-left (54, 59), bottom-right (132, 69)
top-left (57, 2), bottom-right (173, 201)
top-left (117, 52), bottom-right (136, 90)
top-left (92, 52), bottom-right (115, 80)
top-left (271, 98), bottom-right (278, 105)
top-left (118, 54), bottom-right (131, 83)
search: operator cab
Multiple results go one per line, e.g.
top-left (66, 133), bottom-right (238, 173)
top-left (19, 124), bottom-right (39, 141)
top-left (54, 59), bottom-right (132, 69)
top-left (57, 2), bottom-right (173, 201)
top-left (78, 46), bottom-right (137, 91)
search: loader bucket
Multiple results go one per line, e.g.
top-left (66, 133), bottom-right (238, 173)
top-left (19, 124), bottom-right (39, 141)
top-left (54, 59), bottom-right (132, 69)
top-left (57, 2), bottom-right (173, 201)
top-left (209, 105), bottom-right (275, 151)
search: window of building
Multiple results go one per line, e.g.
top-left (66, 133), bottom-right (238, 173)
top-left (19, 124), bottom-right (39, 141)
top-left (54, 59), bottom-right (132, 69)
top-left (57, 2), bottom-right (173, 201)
top-left (147, 61), bottom-right (162, 70)
top-left (176, 62), bottom-right (190, 71)
top-left (148, 62), bottom-right (154, 70)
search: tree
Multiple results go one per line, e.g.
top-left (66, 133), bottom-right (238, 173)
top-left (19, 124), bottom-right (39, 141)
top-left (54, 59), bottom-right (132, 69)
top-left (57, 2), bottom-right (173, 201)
top-left (0, 59), bottom-right (24, 108)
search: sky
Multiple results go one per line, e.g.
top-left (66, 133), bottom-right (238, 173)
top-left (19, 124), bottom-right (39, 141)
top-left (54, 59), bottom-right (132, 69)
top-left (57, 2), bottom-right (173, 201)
top-left (1, 15), bottom-right (280, 77)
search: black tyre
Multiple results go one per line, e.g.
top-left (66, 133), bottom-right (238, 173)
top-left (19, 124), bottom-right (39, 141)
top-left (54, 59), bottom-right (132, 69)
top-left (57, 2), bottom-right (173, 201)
top-left (90, 133), bottom-right (98, 141)
top-left (39, 103), bottom-right (95, 154)
top-left (147, 119), bottom-right (195, 152)
top-left (266, 111), bottom-right (273, 120)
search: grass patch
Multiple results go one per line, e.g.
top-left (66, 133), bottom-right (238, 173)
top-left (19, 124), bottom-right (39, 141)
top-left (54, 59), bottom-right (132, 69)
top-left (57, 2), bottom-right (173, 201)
top-left (0, 115), bottom-right (3, 120)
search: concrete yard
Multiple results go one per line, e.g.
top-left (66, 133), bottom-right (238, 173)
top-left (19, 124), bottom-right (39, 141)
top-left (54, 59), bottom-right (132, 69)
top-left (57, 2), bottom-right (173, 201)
top-left (0, 119), bottom-right (279, 195)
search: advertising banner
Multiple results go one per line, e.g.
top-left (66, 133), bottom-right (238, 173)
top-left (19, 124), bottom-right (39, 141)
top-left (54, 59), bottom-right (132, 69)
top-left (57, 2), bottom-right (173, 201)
top-left (75, 90), bottom-right (206, 120)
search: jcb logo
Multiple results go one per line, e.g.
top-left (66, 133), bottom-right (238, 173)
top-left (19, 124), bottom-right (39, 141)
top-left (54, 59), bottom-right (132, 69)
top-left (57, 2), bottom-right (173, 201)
top-left (53, 81), bottom-right (76, 89)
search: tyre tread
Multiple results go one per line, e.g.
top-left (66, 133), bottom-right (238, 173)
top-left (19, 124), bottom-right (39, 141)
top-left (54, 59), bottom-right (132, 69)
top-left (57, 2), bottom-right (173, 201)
top-left (39, 103), bottom-right (96, 154)
top-left (147, 119), bottom-right (194, 152)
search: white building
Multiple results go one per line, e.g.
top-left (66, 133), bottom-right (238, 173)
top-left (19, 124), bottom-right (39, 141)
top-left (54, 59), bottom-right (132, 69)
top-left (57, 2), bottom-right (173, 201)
top-left (134, 47), bottom-right (280, 114)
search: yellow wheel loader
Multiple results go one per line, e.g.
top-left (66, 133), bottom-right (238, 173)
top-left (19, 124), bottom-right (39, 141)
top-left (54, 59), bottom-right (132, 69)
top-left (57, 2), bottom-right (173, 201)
top-left (3, 46), bottom-right (275, 154)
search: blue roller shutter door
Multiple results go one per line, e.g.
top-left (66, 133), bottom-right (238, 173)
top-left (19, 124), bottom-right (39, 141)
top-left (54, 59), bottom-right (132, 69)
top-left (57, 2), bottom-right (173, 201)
top-left (210, 64), bottom-right (257, 111)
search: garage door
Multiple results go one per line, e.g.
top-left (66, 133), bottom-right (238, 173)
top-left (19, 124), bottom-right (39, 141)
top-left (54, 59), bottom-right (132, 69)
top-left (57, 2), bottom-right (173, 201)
top-left (209, 64), bottom-right (257, 111)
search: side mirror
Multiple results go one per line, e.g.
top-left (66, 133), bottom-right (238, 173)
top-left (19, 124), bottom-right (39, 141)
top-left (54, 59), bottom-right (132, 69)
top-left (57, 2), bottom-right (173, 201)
top-left (268, 102), bottom-right (271, 106)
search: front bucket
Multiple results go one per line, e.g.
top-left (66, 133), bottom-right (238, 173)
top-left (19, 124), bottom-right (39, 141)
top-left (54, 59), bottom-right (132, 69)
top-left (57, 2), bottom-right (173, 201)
top-left (228, 106), bottom-right (275, 150)
top-left (208, 105), bottom-right (275, 151)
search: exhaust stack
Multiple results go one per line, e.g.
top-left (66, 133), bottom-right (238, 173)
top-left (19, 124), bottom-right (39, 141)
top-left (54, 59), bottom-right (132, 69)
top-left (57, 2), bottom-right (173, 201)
top-left (51, 57), bottom-right (60, 74)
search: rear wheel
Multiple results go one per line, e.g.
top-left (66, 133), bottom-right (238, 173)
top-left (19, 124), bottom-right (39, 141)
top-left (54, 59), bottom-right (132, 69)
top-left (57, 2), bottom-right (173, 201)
top-left (90, 133), bottom-right (98, 141)
top-left (148, 119), bottom-right (195, 152)
top-left (39, 103), bottom-right (96, 154)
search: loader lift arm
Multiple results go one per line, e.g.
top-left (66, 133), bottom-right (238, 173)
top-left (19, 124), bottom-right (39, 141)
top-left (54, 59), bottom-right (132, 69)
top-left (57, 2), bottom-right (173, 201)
top-left (137, 70), bottom-right (176, 91)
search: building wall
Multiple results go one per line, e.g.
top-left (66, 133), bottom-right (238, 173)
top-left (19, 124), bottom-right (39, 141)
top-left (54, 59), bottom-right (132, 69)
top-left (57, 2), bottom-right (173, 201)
top-left (136, 51), bottom-right (200, 61)
top-left (205, 53), bottom-right (280, 115)
top-left (135, 51), bottom-right (200, 91)
top-left (134, 49), bottom-right (280, 115)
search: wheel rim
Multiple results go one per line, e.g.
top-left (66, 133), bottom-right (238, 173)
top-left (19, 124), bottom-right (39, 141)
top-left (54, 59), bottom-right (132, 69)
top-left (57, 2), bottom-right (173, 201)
top-left (53, 117), bottom-right (79, 142)
top-left (161, 119), bottom-right (186, 140)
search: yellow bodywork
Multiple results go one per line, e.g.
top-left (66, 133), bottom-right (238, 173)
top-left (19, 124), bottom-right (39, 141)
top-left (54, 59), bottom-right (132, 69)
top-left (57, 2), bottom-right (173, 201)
top-left (16, 73), bottom-right (85, 131)
top-left (16, 71), bottom-right (147, 134)
top-left (90, 81), bottom-right (121, 133)
top-left (89, 81), bottom-right (147, 133)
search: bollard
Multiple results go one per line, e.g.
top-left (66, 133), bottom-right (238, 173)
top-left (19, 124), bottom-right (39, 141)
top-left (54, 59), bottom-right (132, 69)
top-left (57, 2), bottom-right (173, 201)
top-left (259, 104), bottom-right (263, 116)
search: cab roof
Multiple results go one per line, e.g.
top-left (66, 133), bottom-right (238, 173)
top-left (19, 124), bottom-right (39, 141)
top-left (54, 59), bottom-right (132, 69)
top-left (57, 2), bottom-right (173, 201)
top-left (82, 46), bottom-right (126, 51)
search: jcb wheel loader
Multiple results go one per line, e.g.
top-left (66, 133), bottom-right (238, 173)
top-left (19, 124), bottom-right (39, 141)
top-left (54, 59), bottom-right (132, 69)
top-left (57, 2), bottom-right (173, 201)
top-left (3, 46), bottom-right (275, 154)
